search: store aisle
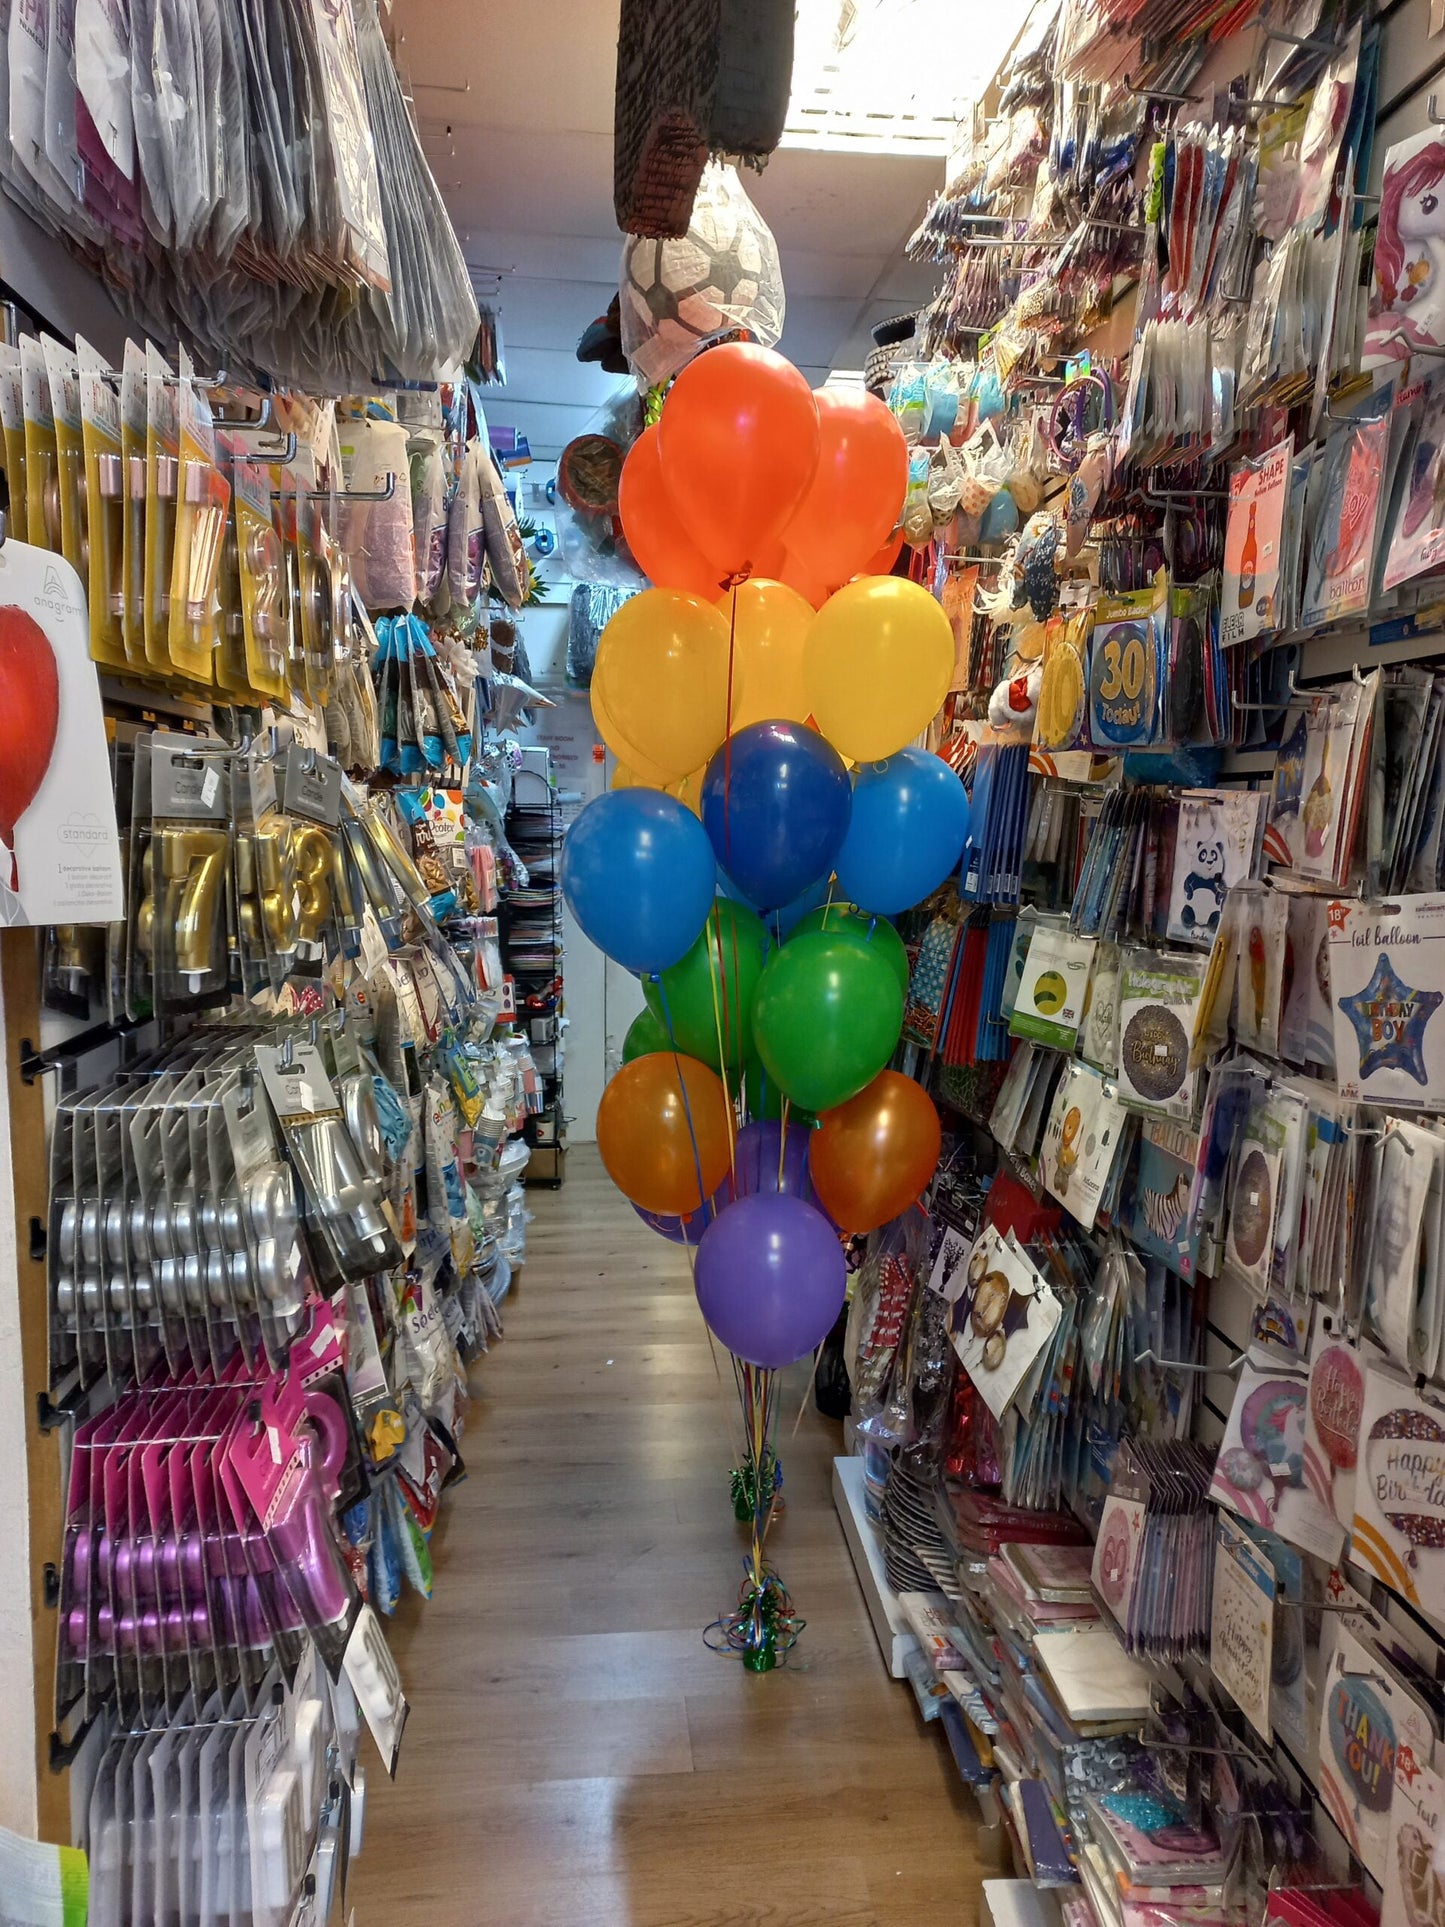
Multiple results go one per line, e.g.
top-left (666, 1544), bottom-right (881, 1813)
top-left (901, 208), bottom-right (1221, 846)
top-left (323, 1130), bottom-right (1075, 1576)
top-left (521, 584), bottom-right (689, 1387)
top-left (349, 1146), bottom-right (986, 1927)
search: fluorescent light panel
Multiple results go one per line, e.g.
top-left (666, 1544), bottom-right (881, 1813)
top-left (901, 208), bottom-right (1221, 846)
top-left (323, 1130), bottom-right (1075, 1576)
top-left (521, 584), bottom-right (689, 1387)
top-left (781, 0), bottom-right (1034, 154)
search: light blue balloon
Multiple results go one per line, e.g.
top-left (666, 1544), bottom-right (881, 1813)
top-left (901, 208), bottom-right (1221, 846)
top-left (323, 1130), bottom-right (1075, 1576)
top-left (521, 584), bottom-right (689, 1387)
top-left (561, 789), bottom-right (716, 974)
top-left (979, 488), bottom-right (1020, 540)
top-left (834, 748), bottom-right (970, 914)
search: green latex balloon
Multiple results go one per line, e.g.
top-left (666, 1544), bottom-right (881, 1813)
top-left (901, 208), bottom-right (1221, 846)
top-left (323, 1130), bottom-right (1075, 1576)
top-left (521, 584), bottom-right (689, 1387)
top-left (790, 903), bottom-right (910, 1003)
top-left (644, 899), bottom-right (769, 1073)
top-left (743, 1052), bottom-right (816, 1128)
top-left (622, 1007), bottom-right (673, 1063)
top-left (751, 931), bottom-right (904, 1112)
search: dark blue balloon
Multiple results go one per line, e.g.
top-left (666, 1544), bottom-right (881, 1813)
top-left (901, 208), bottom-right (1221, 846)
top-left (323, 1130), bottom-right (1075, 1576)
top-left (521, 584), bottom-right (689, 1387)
top-left (834, 747), bottom-right (970, 914)
top-left (561, 789), bottom-right (716, 974)
top-left (701, 721), bottom-right (851, 911)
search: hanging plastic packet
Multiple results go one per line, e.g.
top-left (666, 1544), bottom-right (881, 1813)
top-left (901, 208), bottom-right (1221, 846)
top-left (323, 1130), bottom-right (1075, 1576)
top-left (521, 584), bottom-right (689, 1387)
top-left (168, 362), bottom-right (228, 685)
top-left (10, 0), bottom-right (74, 213)
top-left (143, 344), bottom-right (180, 675)
top-left (339, 412), bottom-right (413, 612)
top-left (233, 747), bottom-right (296, 998)
top-left (20, 334), bottom-right (60, 551)
top-left (445, 442), bottom-right (483, 608)
top-left (77, 337), bottom-right (128, 671)
top-left (0, 341), bottom-right (25, 534)
top-left (409, 432), bottom-right (447, 603)
top-left (115, 341), bottom-right (147, 669)
top-left (40, 335), bottom-right (87, 579)
top-left (147, 733), bottom-right (232, 1011)
top-left (227, 433), bottom-right (290, 705)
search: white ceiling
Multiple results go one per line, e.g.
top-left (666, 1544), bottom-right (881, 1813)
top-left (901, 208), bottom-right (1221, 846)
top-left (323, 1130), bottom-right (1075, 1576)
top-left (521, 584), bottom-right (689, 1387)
top-left (391, 0), bottom-right (944, 456)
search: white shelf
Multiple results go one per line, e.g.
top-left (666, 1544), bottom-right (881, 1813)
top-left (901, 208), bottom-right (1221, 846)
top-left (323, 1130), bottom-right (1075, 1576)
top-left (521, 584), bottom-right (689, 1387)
top-left (832, 1455), bottom-right (920, 1680)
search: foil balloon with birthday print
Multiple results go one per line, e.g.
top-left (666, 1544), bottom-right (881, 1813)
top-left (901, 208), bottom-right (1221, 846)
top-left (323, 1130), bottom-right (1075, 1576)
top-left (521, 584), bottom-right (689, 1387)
top-left (1367, 1406), bottom-right (1445, 1560)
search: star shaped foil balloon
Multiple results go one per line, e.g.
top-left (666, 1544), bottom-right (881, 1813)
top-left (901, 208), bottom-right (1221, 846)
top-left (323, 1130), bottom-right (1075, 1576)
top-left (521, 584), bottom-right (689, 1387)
top-left (1339, 952), bottom-right (1443, 1087)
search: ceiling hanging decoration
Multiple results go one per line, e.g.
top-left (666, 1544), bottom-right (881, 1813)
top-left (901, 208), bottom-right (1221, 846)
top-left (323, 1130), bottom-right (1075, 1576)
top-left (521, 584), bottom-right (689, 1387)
top-left (612, 0), bottom-right (796, 238)
top-left (619, 160), bottom-right (785, 388)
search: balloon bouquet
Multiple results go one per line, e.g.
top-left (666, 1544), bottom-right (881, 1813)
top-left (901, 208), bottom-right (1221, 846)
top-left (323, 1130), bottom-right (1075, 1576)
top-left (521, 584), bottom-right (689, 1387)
top-left (561, 344), bottom-right (968, 1670)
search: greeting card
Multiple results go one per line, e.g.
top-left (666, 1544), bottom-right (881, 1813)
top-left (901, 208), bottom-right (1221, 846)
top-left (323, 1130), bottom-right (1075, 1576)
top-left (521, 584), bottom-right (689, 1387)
top-left (1382, 1746), bottom-right (1445, 1927)
top-left (1329, 894), bottom-right (1445, 1111)
top-left (1039, 1060), bottom-right (1128, 1230)
top-left (1318, 1624), bottom-right (1436, 1882)
top-left (1010, 922), bottom-right (1097, 1051)
top-left (1210, 1360), bottom-right (1345, 1562)
top-left (1167, 790), bottom-right (1267, 947)
top-left (948, 1225), bottom-right (1063, 1422)
top-left (1351, 1364), bottom-right (1445, 1625)
top-left (1364, 1121), bottom-right (1439, 1371)
top-left (1211, 1513), bottom-right (1275, 1740)
top-left (1222, 437), bottom-right (1293, 646)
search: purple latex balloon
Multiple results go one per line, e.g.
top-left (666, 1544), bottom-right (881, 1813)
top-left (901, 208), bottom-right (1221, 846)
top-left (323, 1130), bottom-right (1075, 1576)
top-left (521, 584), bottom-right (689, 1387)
top-left (694, 1193), bottom-right (846, 1369)
top-left (633, 1194), bottom-right (721, 1245)
top-left (733, 1119), bottom-right (816, 1202)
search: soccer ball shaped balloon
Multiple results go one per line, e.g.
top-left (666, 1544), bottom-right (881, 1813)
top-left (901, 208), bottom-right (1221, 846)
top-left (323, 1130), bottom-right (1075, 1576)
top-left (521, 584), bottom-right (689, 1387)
top-left (620, 162), bottom-right (784, 388)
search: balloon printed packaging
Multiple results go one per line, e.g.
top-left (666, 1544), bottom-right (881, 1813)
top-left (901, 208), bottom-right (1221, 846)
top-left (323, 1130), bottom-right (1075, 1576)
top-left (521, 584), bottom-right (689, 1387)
top-left (0, 537), bottom-right (122, 925)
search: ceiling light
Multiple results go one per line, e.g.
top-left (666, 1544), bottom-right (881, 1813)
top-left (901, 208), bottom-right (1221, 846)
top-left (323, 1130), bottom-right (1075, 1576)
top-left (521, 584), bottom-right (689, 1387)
top-left (780, 0), bottom-right (1035, 155)
top-left (825, 369), bottom-right (867, 387)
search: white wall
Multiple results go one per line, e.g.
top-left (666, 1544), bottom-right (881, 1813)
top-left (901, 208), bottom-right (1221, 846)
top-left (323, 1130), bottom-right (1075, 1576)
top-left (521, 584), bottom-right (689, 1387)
top-left (0, 966), bottom-right (39, 1835)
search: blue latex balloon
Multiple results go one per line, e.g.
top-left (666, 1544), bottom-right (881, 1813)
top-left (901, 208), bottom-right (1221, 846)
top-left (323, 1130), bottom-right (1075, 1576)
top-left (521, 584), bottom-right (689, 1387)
top-left (834, 747), bottom-right (970, 915)
top-left (701, 721), bottom-right (851, 911)
top-left (980, 487), bottom-right (1020, 540)
top-left (561, 789), bottom-right (716, 974)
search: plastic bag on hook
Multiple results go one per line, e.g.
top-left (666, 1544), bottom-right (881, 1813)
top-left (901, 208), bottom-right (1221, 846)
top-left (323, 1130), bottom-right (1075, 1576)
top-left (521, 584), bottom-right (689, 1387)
top-left (619, 159), bottom-right (784, 388)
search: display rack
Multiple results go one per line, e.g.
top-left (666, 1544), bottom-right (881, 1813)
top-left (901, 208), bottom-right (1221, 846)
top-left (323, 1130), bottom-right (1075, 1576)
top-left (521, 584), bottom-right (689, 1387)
top-left (502, 748), bottom-right (568, 1186)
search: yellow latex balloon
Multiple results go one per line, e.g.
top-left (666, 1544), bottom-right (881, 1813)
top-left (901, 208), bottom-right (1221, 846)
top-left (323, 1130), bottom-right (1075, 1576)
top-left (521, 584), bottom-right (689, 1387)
top-left (591, 676), bottom-right (674, 785)
top-left (593, 587), bottom-right (731, 778)
top-left (803, 575), bottom-right (954, 762)
top-left (715, 576), bottom-right (813, 729)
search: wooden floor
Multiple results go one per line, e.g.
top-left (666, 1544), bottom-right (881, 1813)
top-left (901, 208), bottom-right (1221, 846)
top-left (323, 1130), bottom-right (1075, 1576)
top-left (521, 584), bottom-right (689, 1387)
top-left (348, 1146), bottom-right (988, 1926)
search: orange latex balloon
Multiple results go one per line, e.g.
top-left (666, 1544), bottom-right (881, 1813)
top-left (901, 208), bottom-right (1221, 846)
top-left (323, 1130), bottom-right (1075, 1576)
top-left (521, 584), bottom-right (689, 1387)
top-left (782, 388), bottom-right (909, 596)
top-left (658, 343), bottom-right (820, 582)
top-left (863, 528), bottom-right (905, 577)
top-left (716, 577), bottom-right (814, 729)
top-left (617, 425), bottom-right (721, 596)
top-left (596, 1052), bottom-right (735, 1216)
top-left (809, 1071), bottom-right (942, 1235)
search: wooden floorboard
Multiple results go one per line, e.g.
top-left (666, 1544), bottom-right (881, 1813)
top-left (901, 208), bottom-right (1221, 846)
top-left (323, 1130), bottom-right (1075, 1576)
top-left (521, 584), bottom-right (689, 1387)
top-left (348, 1146), bottom-right (988, 1926)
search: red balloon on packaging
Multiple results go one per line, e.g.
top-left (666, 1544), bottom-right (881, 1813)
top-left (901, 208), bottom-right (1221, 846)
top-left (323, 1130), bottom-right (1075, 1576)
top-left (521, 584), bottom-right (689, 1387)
top-left (617, 425), bottom-right (721, 597)
top-left (781, 388), bottom-right (908, 596)
top-left (0, 606), bottom-right (59, 890)
top-left (658, 344), bottom-right (820, 583)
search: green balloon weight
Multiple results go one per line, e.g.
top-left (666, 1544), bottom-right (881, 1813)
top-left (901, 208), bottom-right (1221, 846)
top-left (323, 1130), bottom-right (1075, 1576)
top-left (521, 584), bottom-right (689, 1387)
top-left (644, 899), bottom-right (770, 1073)
top-left (743, 1052), bottom-right (816, 1128)
top-left (790, 903), bottom-right (910, 1003)
top-left (751, 931), bottom-right (904, 1112)
top-left (622, 1007), bottom-right (674, 1063)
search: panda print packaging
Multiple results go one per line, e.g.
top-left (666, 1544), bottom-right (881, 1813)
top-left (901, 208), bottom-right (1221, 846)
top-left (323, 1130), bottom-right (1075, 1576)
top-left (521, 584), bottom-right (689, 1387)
top-left (1166, 789), bottom-right (1267, 947)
